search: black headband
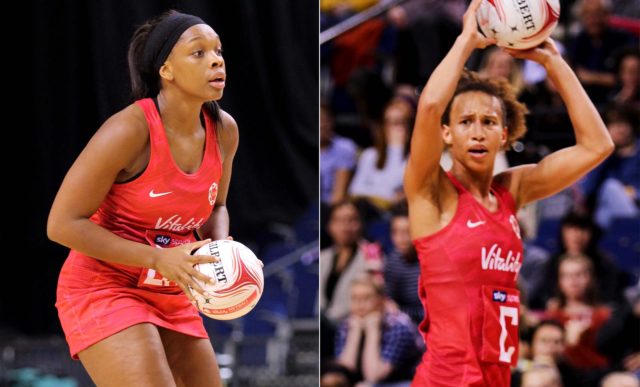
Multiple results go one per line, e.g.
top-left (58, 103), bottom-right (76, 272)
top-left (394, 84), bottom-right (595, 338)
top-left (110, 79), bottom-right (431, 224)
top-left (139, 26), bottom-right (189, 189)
top-left (143, 12), bottom-right (205, 74)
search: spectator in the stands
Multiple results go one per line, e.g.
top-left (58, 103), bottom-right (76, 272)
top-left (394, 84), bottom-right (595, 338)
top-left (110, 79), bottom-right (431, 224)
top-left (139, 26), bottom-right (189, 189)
top-left (530, 212), bottom-right (622, 310)
top-left (349, 97), bottom-right (414, 216)
top-left (383, 201), bottom-right (423, 325)
top-left (321, 200), bottom-right (382, 324)
top-left (567, 0), bottom-right (638, 105)
top-left (321, 104), bottom-right (358, 206)
top-left (545, 254), bottom-right (612, 370)
top-left (331, 274), bottom-right (423, 385)
top-left (580, 103), bottom-right (639, 229)
top-left (609, 48), bottom-right (640, 108)
top-left (513, 320), bottom-right (586, 387)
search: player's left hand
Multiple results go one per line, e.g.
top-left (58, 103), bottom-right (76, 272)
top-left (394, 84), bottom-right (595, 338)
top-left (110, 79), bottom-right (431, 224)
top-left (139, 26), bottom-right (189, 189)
top-left (503, 38), bottom-right (560, 67)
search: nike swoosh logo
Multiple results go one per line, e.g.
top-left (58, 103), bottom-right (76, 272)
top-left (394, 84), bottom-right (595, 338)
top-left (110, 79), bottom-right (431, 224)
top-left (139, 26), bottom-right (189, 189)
top-left (467, 220), bottom-right (486, 228)
top-left (149, 190), bottom-right (172, 198)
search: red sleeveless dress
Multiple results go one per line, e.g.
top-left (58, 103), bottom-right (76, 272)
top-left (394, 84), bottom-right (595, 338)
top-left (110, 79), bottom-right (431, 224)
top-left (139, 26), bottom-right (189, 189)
top-left (56, 98), bottom-right (223, 358)
top-left (412, 173), bottom-right (523, 387)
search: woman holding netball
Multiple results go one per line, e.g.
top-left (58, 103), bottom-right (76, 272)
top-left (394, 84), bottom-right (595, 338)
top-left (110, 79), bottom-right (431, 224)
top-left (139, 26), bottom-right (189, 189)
top-left (48, 11), bottom-right (236, 386)
top-left (404, 0), bottom-right (613, 385)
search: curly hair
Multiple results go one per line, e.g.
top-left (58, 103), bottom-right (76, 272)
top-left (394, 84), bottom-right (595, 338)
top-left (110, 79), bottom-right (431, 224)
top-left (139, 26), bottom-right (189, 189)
top-left (442, 69), bottom-right (528, 149)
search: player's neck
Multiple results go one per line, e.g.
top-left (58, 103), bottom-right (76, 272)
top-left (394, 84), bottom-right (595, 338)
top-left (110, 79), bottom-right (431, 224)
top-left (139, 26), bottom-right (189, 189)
top-left (451, 164), bottom-right (493, 198)
top-left (156, 90), bottom-right (204, 135)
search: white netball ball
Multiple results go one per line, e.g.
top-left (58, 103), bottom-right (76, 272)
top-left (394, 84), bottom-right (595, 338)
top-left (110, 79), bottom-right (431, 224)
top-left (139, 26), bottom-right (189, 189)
top-left (476, 0), bottom-right (560, 50)
top-left (190, 240), bottom-right (264, 320)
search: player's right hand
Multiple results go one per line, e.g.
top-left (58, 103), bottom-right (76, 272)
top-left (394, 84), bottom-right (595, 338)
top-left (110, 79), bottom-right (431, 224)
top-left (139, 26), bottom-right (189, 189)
top-left (151, 238), bottom-right (219, 301)
top-left (461, 0), bottom-right (496, 49)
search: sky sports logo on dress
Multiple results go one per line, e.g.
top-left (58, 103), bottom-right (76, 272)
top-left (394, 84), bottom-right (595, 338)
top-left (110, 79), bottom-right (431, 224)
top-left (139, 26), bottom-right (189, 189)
top-left (493, 290), bottom-right (507, 302)
top-left (492, 290), bottom-right (520, 303)
top-left (154, 235), bottom-right (172, 247)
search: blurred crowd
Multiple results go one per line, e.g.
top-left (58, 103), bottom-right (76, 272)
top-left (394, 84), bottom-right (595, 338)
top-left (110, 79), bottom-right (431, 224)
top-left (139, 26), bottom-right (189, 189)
top-left (320, 0), bottom-right (639, 386)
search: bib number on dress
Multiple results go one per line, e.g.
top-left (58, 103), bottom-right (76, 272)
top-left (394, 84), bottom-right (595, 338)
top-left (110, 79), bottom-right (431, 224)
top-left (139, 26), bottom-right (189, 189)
top-left (480, 285), bottom-right (520, 366)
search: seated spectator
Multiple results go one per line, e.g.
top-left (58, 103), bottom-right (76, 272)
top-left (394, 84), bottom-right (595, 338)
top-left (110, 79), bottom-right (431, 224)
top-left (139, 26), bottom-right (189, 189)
top-left (568, 0), bottom-right (638, 105)
top-left (514, 320), bottom-right (586, 387)
top-left (332, 274), bottom-right (423, 385)
top-left (580, 104), bottom-right (639, 229)
top-left (321, 200), bottom-right (383, 323)
top-left (321, 103), bottom-right (358, 206)
top-left (530, 212), bottom-right (622, 309)
top-left (545, 254), bottom-right (612, 370)
top-left (349, 97), bottom-right (414, 214)
top-left (600, 372), bottom-right (639, 387)
top-left (609, 48), bottom-right (640, 108)
top-left (383, 202), bottom-right (423, 325)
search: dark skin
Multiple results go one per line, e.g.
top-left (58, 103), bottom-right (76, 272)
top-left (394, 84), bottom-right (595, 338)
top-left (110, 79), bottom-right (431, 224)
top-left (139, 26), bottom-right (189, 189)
top-left (48, 24), bottom-right (236, 300)
top-left (47, 24), bottom-right (236, 387)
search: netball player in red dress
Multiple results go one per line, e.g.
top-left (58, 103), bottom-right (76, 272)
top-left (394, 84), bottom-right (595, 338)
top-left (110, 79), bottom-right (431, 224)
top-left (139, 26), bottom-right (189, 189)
top-left (404, 1), bottom-right (614, 386)
top-left (47, 11), bottom-right (236, 386)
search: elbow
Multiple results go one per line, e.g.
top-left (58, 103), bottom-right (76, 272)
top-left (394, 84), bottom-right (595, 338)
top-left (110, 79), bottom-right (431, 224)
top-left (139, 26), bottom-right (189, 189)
top-left (418, 94), bottom-right (445, 117)
top-left (46, 215), bottom-right (62, 243)
top-left (594, 138), bottom-right (615, 162)
top-left (584, 136), bottom-right (614, 162)
top-left (419, 99), bottom-right (443, 117)
top-left (602, 138), bottom-right (615, 158)
top-left (47, 212), bottom-right (72, 245)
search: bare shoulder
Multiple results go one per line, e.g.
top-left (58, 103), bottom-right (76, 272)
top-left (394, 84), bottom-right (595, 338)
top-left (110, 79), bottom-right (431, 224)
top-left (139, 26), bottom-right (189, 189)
top-left (494, 164), bottom-right (536, 209)
top-left (217, 109), bottom-right (239, 159)
top-left (93, 103), bottom-right (149, 152)
top-left (80, 103), bottom-right (150, 178)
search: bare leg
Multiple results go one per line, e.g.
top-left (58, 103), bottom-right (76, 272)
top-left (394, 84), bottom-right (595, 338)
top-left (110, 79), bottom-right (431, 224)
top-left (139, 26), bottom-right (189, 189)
top-left (158, 326), bottom-right (222, 387)
top-left (78, 323), bottom-right (176, 387)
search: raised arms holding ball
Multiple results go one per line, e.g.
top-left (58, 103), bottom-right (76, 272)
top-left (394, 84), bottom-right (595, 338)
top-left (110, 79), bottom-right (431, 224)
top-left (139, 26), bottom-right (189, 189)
top-left (404, 0), bottom-right (613, 385)
top-left (404, 0), bottom-right (613, 239)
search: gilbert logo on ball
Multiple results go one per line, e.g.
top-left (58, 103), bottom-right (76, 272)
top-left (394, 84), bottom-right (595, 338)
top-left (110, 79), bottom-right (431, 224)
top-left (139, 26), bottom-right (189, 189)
top-left (476, 0), bottom-right (560, 50)
top-left (191, 240), bottom-right (264, 320)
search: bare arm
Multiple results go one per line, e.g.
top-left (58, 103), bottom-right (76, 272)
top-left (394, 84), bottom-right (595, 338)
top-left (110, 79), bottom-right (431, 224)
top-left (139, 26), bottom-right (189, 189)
top-left (404, 0), bottom-right (494, 197)
top-left (47, 105), bottom-right (215, 297)
top-left (497, 40), bottom-right (614, 207)
top-left (198, 111), bottom-right (239, 240)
